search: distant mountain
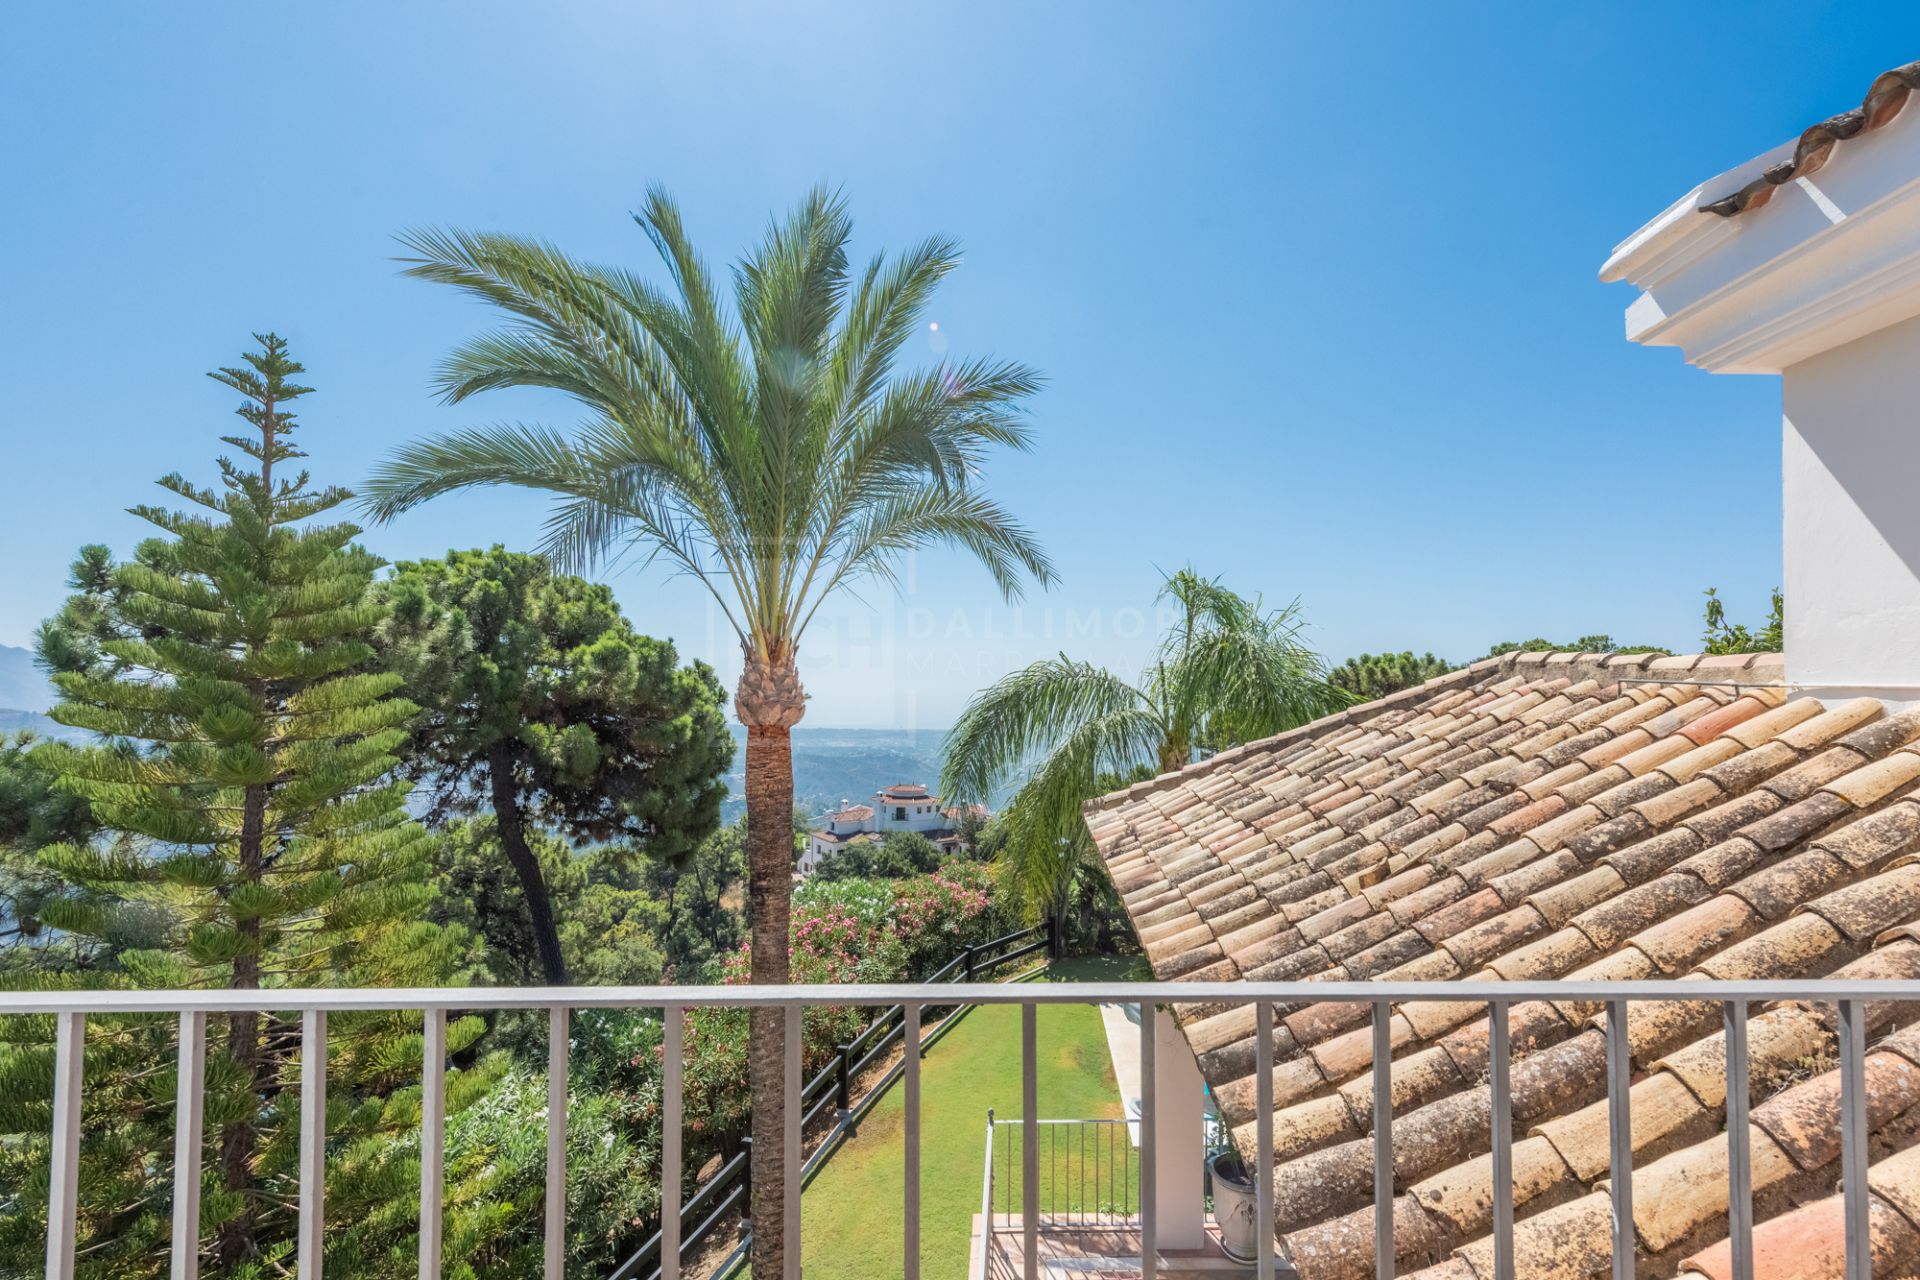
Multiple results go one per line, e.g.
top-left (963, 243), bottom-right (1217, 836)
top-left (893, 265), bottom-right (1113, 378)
top-left (718, 726), bottom-right (1014, 824)
top-left (0, 708), bottom-right (86, 743)
top-left (0, 644), bottom-right (53, 713)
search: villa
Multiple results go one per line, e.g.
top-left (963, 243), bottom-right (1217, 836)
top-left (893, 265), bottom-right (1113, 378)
top-left (1035, 56), bottom-right (1920, 1280)
top-left (799, 783), bottom-right (987, 876)
top-left (23, 51), bottom-right (1920, 1280)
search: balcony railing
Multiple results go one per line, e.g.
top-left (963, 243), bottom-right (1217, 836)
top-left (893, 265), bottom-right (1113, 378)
top-left (6, 976), bottom-right (1916, 1280)
top-left (983, 1115), bottom-right (1140, 1229)
top-left (609, 921), bottom-right (1053, 1280)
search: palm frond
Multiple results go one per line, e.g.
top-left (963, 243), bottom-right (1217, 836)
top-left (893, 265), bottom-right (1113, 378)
top-left (373, 189), bottom-right (1049, 669)
top-left (1155, 587), bottom-right (1348, 754)
top-left (358, 422), bottom-right (594, 523)
top-left (940, 658), bottom-right (1159, 808)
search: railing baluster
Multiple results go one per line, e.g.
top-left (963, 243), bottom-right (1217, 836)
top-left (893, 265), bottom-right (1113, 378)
top-left (298, 1008), bottom-right (328, 1280)
top-left (1489, 1002), bottom-right (1514, 1280)
top-left (172, 1010), bottom-right (205, 1280)
top-left (662, 1005), bottom-right (683, 1280)
top-left (904, 1002), bottom-right (921, 1280)
top-left (1256, 1002), bottom-right (1276, 1280)
top-left (784, 1003), bottom-right (802, 1280)
top-left (1022, 1002), bottom-right (1038, 1280)
top-left (979, 1111), bottom-right (995, 1280)
top-left (1140, 1001), bottom-right (1157, 1280)
top-left (1724, 1001), bottom-right (1753, 1280)
top-left (45, 1009), bottom-right (84, 1280)
top-left (1838, 999), bottom-right (1869, 1280)
top-left (419, 1008), bottom-right (446, 1280)
top-left (1372, 1002), bottom-right (1392, 1280)
top-left (1606, 999), bottom-right (1634, 1280)
top-left (545, 1005), bottom-right (568, 1280)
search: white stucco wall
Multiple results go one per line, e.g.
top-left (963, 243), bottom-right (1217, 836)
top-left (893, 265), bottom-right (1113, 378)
top-left (1783, 308), bottom-right (1920, 706)
top-left (1151, 1008), bottom-right (1208, 1250)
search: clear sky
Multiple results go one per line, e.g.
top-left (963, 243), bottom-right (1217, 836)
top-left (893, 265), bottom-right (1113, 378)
top-left (4, 3), bottom-right (1918, 727)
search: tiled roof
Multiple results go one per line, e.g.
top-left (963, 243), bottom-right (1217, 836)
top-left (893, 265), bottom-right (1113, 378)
top-left (882, 784), bottom-right (932, 799)
top-left (1085, 651), bottom-right (1920, 1280)
top-left (1702, 61), bottom-right (1920, 217)
top-left (810, 828), bottom-right (881, 847)
top-left (827, 804), bottom-right (874, 823)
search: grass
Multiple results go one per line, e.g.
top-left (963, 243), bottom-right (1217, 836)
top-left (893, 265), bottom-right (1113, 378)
top-left (795, 955), bottom-right (1141, 1280)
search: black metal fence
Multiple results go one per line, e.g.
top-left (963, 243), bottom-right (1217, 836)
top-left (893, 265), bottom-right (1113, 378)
top-left (606, 917), bottom-right (1057, 1280)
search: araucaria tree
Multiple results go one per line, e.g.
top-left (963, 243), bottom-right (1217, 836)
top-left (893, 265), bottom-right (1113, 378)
top-left (1328, 650), bottom-right (1455, 701)
top-left (21, 336), bottom-right (469, 1271)
top-left (371, 546), bottom-right (734, 984)
top-left (942, 569), bottom-right (1347, 924)
top-left (361, 187), bottom-right (1052, 1276)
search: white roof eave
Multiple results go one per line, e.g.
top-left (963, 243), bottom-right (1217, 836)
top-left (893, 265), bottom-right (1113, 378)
top-left (1602, 118), bottom-right (1920, 374)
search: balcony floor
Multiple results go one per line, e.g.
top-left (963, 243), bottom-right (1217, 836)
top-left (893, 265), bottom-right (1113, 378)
top-left (970, 1215), bottom-right (1288, 1279)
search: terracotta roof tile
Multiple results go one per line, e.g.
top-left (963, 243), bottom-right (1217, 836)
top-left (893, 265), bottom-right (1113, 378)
top-left (1701, 61), bottom-right (1920, 217)
top-left (1085, 652), bottom-right (1920, 1280)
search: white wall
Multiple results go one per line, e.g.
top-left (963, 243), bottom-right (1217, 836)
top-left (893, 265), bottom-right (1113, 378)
top-left (1152, 1008), bottom-right (1208, 1250)
top-left (1784, 308), bottom-right (1920, 707)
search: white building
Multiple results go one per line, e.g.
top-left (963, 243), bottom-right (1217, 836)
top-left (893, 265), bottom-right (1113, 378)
top-left (798, 783), bottom-right (986, 876)
top-left (1601, 59), bottom-right (1920, 708)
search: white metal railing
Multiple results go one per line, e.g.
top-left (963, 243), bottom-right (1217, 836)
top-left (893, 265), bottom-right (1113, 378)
top-left (7, 977), bottom-right (1919, 1280)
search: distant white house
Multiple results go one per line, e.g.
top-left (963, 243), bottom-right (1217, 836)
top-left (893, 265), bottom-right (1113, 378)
top-left (798, 784), bottom-right (987, 876)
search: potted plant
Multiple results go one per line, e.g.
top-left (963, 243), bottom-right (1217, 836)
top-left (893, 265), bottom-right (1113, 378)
top-left (1207, 1147), bottom-right (1259, 1262)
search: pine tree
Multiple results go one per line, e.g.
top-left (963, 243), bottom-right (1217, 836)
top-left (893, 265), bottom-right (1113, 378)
top-left (371, 547), bottom-right (732, 984)
top-left (1327, 651), bottom-right (1457, 701)
top-left (1, 335), bottom-right (482, 1277)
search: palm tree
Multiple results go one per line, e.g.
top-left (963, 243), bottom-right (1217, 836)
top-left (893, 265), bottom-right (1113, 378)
top-left (361, 187), bottom-right (1051, 1278)
top-left (941, 569), bottom-right (1348, 926)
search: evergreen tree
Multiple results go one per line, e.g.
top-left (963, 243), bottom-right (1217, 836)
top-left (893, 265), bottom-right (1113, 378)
top-left (370, 547), bottom-right (733, 984)
top-left (1328, 651), bottom-right (1456, 701)
top-left (810, 829), bottom-right (942, 881)
top-left (2, 336), bottom-right (482, 1276)
top-left (0, 731), bottom-right (101, 961)
top-left (1479, 635), bottom-right (1670, 660)
top-left (429, 816), bottom-right (674, 987)
top-left (641, 817), bottom-right (747, 976)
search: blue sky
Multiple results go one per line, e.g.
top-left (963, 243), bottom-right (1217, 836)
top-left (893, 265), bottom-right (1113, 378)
top-left (4, 3), bottom-right (1918, 727)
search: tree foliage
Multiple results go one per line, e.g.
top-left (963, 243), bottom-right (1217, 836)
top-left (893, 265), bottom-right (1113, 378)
top-left (1480, 634), bottom-right (1670, 660)
top-left (0, 732), bottom-right (102, 960)
top-left (1328, 651), bottom-right (1456, 701)
top-left (0, 336), bottom-right (488, 1278)
top-left (362, 187), bottom-right (1053, 1276)
top-left (942, 569), bottom-right (1345, 926)
top-left (1702, 586), bottom-right (1784, 655)
top-left (371, 546), bottom-right (732, 982)
top-left (810, 828), bottom-right (943, 881)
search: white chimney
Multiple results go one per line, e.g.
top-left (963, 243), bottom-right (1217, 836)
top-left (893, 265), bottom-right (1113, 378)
top-left (1604, 65), bottom-right (1920, 706)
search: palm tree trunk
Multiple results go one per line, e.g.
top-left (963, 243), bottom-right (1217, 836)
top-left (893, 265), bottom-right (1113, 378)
top-left (736, 652), bottom-right (805, 1280)
top-left (744, 723), bottom-right (795, 1277)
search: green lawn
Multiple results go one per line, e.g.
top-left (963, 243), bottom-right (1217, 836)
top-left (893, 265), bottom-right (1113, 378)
top-left (796, 956), bottom-right (1140, 1280)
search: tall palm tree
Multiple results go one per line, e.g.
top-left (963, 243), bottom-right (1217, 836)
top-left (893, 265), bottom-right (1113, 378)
top-left (942, 569), bottom-right (1348, 924)
top-left (361, 187), bottom-right (1051, 1278)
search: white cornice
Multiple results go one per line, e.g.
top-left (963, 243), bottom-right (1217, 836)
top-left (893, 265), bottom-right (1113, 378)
top-left (1603, 103), bottom-right (1920, 374)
